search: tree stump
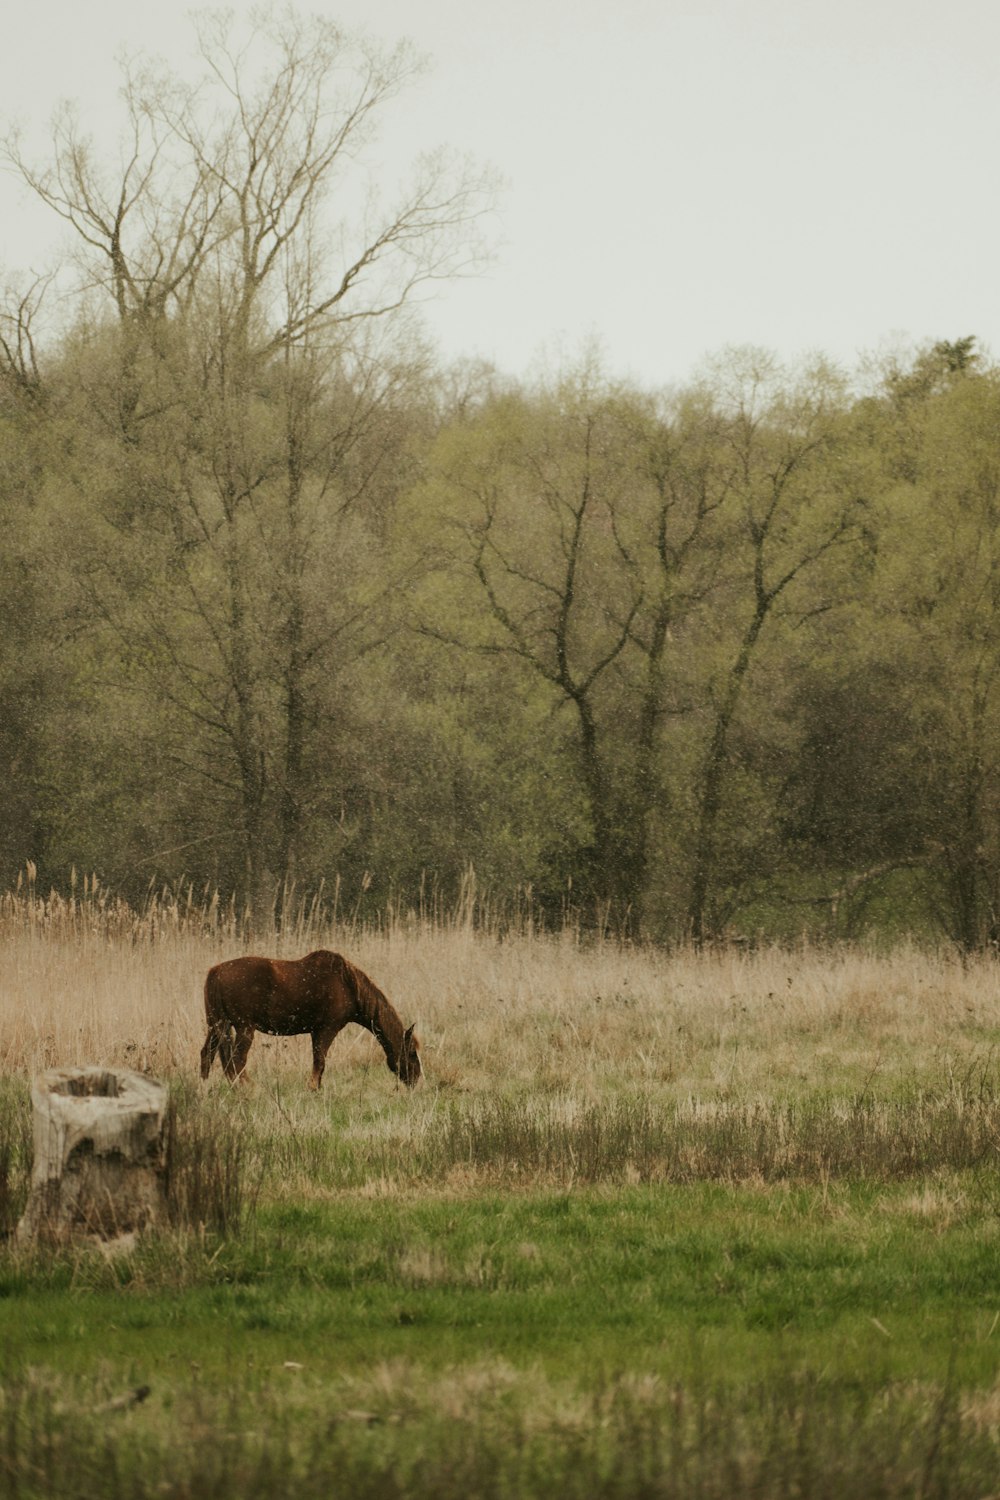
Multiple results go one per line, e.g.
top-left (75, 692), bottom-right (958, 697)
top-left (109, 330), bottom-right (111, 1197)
top-left (16, 1067), bottom-right (169, 1244)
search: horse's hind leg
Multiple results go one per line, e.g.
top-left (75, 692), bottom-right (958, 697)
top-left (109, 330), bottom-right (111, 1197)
top-left (225, 1025), bottom-right (255, 1083)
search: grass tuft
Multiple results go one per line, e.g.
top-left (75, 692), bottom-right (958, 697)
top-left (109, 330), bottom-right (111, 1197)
top-left (0, 1078), bottom-right (31, 1238)
top-left (0, 1365), bottom-right (993, 1499)
top-left (165, 1083), bottom-right (261, 1237)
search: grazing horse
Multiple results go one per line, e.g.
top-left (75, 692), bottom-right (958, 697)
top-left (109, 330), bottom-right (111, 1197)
top-left (200, 949), bottom-right (422, 1090)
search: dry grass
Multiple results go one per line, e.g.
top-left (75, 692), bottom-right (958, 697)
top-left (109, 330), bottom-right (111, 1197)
top-left (1, 885), bottom-right (999, 1105)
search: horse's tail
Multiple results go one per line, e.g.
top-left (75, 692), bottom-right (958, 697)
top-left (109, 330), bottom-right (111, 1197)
top-left (204, 965), bottom-right (223, 1025)
top-left (203, 965), bottom-right (233, 1075)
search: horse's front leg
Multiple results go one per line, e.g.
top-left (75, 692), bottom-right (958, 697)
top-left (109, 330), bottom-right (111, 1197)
top-left (225, 1024), bottom-right (255, 1083)
top-left (309, 1023), bottom-right (345, 1091)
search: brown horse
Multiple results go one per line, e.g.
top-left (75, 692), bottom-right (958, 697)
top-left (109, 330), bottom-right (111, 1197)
top-left (200, 949), bottom-right (422, 1090)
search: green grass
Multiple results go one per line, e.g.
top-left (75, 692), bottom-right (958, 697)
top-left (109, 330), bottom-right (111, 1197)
top-left (3, 1184), bottom-right (1000, 1496)
top-left (3, 1186), bottom-right (999, 1381)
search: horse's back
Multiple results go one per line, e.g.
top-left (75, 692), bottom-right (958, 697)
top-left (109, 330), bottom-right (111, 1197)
top-left (205, 953), bottom-right (273, 1001)
top-left (204, 950), bottom-right (350, 1035)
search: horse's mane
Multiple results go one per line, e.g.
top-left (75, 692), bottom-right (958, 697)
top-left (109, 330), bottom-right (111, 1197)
top-left (299, 952), bottom-right (403, 1038)
top-left (340, 956), bottom-right (402, 1046)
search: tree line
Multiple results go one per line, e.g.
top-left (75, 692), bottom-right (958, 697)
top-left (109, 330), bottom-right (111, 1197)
top-left (1, 12), bottom-right (998, 947)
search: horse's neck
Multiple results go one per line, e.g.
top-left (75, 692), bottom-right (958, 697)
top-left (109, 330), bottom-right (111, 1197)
top-left (352, 968), bottom-right (403, 1066)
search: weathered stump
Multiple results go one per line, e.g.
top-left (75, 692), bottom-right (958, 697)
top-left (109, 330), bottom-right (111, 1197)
top-left (16, 1067), bottom-right (169, 1244)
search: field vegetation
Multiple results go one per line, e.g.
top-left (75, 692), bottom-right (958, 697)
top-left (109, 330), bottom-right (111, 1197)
top-left (3, 892), bottom-right (1000, 1495)
top-left (4, 12), bottom-right (1000, 1493)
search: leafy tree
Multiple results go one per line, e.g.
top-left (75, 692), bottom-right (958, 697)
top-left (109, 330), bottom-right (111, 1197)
top-left (0, 278), bottom-right (57, 882)
top-left (5, 9), bottom-right (493, 915)
top-left (410, 352), bottom-right (763, 929)
top-left (871, 346), bottom-right (1000, 950)
top-left (406, 361), bottom-right (633, 908)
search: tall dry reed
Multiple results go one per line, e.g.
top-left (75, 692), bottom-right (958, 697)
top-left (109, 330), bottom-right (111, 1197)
top-left (2, 880), bottom-right (999, 1105)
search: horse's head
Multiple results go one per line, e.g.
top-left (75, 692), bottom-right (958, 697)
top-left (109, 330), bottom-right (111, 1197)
top-left (395, 1024), bottom-right (422, 1087)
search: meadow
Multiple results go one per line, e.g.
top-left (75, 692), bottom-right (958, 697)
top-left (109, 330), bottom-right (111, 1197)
top-left (3, 887), bottom-right (1000, 1496)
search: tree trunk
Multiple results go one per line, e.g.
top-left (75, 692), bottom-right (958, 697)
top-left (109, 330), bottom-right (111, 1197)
top-left (17, 1067), bottom-right (169, 1244)
top-left (687, 606), bottom-right (767, 944)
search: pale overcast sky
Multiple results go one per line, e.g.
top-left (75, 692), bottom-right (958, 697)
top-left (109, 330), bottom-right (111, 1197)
top-left (2, 0), bottom-right (997, 387)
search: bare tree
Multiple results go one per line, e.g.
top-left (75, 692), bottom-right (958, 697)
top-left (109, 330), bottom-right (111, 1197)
top-left (685, 352), bottom-right (870, 943)
top-left (421, 356), bottom-right (734, 919)
top-left (0, 273), bottom-right (50, 402)
top-left (618, 389), bottom-right (736, 922)
top-left (417, 364), bottom-right (640, 907)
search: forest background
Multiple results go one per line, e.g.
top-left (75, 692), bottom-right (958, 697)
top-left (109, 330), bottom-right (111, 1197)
top-left (2, 10), bottom-right (998, 951)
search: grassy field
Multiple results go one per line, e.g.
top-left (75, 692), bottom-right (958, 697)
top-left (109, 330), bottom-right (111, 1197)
top-left (3, 891), bottom-right (1000, 1495)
